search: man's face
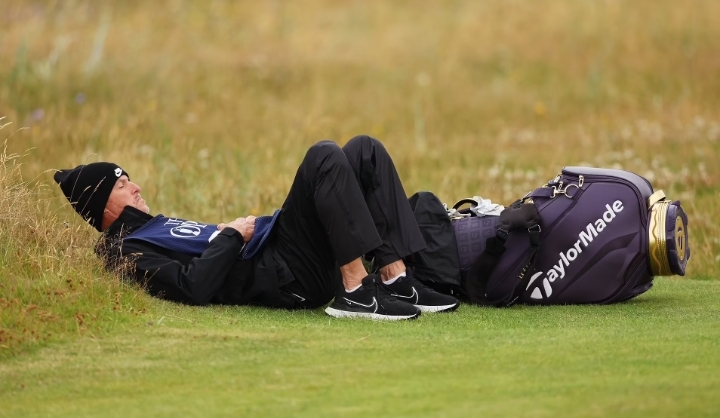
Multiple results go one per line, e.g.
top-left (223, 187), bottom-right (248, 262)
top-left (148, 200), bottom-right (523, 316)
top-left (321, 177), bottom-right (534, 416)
top-left (105, 175), bottom-right (150, 216)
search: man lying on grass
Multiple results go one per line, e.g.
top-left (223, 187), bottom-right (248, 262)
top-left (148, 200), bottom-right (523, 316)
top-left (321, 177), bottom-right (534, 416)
top-left (54, 136), bottom-right (459, 320)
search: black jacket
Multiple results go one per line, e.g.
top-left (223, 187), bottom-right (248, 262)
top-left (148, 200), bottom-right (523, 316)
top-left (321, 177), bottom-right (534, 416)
top-left (96, 206), bottom-right (288, 306)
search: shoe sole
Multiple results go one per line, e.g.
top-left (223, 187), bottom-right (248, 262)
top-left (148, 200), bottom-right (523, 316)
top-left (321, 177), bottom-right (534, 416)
top-left (324, 307), bottom-right (420, 321)
top-left (415, 302), bottom-right (459, 313)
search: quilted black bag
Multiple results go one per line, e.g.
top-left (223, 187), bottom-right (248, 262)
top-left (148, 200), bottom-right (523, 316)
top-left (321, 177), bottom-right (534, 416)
top-left (403, 191), bottom-right (463, 295)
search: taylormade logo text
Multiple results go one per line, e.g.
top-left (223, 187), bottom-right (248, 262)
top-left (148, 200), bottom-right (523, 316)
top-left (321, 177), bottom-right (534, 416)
top-left (528, 200), bottom-right (625, 300)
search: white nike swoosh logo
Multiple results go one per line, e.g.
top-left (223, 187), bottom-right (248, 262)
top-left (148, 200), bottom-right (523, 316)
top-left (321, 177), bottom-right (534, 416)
top-left (343, 297), bottom-right (378, 313)
top-left (289, 292), bottom-right (306, 302)
top-left (391, 287), bottom-right (419, 304)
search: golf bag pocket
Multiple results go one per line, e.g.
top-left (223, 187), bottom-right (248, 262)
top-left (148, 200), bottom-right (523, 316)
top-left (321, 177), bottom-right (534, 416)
top-left (478, 166), bottom-right (690, 306)
top-left (454, 216), bottom-right (500, 272)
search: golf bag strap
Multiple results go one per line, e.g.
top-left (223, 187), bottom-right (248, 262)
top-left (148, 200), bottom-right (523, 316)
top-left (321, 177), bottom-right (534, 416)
top-left (453, 198), bottom-right (480, 210)
top-left (464, 231), bottom-right (507, 304)
top-left (528, 187), bottom-right (555, 198)
top-left (465, 202), bottom-right (541, 305)
top-left (504, 224), bottom-right (541, 307)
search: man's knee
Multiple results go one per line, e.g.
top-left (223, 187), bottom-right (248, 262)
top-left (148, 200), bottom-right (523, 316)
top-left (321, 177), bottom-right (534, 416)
top-left (309, 140), bottom-right (341, 154)
top-left (344, 135), bottom-right (386, 155)
top-left (304, 140), bottom-right (346, 167)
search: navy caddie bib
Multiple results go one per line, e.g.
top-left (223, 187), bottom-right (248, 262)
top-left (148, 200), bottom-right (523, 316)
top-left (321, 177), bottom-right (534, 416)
top-left (124, 210), bottom-right (281, 260)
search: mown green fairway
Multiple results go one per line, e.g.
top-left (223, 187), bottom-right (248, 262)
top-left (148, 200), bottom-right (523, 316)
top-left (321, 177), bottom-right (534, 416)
top-left (2, 0), bottom-right (720, 416)
top-left (2, 278), bottom-right (718, 417)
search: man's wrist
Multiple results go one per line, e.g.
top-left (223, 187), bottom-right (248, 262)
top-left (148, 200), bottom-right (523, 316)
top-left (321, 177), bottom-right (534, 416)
top-left (219, 227), bottom-right (245, 245)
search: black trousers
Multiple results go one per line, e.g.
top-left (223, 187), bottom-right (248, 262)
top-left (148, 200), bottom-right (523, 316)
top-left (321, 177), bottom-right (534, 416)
top-left (269, 135), bottom-right (426, 309)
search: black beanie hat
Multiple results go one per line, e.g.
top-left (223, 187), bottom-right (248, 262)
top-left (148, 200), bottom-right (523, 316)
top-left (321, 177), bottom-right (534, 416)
top-left (54, 162), bottom-right (130, 231)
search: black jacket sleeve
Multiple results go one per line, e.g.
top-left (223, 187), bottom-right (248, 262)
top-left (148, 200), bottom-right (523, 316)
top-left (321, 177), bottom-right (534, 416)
top-left (116, 228), bottom-right (246, 305)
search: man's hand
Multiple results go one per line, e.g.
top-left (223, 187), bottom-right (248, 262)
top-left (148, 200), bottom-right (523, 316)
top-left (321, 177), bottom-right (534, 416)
top-left (218, 216), bottom-right (256, 243)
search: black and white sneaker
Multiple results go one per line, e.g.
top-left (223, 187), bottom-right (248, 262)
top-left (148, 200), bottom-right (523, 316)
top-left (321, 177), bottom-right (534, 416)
top-left (382, 271), bottom-right (460, 313)
top-left (325, 275), bottom-right (421, 320)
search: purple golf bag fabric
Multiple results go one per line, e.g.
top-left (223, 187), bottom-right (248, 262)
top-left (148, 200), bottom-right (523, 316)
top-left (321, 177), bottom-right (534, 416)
top-left (477, 166), bottom-right (690, 306)
top-left (454, 215), bottom-right (500, 271)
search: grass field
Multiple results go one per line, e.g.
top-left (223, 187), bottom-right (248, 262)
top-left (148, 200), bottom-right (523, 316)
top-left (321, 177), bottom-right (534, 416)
top-left (1, 0), bottom-right (719, 416)
top-left (2, 279), bottom-right (719, 417)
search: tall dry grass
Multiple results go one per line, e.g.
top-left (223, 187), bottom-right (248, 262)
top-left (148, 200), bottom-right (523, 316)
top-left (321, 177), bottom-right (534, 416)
top-left (0, 121), bottom-right (149, 356)
top-left (1, 0), bottom-right (718, 354)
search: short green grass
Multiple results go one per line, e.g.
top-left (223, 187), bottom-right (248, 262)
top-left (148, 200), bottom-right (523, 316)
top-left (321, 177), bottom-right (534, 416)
top-left (2, 0), bottom-right (720, 416)
top-left (2, 278), bottom-right (719, 417)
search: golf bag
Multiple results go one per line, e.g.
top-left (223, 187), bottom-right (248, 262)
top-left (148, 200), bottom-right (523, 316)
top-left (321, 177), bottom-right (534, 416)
top-left (449, 198), bottom-right (502, 286)
top-left (463, 166), bottom-right (691, 306)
